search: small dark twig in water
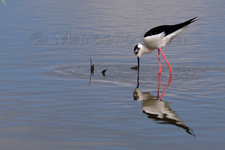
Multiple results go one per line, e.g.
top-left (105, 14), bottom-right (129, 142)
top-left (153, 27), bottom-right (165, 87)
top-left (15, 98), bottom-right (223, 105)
top-left (89, 54), bottom-right (94, 86)
top-left (89, 55), bottom-right (94, 74)
top-left (130, 66), bottom-right (138, 70)
top-left (102, 69), bottom-right (107, 76)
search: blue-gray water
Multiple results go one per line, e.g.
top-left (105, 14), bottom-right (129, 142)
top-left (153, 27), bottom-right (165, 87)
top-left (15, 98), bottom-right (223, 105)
top-left (1, 0), bottom-right (225, 150)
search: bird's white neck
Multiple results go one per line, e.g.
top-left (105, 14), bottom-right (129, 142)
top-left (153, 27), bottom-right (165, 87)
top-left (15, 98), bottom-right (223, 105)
top-left (142, 44), bottom-right (155, 54)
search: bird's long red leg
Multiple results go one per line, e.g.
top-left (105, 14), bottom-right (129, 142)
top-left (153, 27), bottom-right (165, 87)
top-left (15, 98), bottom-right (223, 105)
top-left (157, 73), bottom-right (161, 100)
top-left (159, 48), bottom-right (172, 75)
top-left (158, 49), bottom-right (161, 75)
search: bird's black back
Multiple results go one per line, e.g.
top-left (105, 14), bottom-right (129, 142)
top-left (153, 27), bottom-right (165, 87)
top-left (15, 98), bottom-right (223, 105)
top-left (144, 17), bottom-right (198, 37)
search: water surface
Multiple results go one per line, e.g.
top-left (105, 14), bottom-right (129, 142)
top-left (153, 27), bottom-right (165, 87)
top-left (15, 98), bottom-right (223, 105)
top-left (0, 0), bottom-right (225, 150)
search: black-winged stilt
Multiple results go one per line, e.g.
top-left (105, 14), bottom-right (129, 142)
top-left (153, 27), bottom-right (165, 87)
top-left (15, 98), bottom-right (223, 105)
top-left (134, 17), bottom-right (198, 75)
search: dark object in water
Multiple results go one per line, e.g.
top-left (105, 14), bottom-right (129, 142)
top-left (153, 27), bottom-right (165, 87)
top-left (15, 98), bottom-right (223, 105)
top-left (89, 55), bottom-right (94, 86)
top-left (90, 64), bottom-right (94, 74)
top-left (89, 55), bottom-right (94, 74)
top-left (102, 69), bottom-right (107, 76)
top-left (130, 66), bottom-right (138, 70)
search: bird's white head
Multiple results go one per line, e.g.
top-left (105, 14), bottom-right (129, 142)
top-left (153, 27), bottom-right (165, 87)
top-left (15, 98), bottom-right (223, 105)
top-left (134, 43), bottom-right (146, 73)
top-left (134, 43), bottom-right (145, 58)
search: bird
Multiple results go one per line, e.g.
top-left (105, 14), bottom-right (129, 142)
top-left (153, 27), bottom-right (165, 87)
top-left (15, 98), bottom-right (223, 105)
top-left (134, 17), bottom-right (198, 75)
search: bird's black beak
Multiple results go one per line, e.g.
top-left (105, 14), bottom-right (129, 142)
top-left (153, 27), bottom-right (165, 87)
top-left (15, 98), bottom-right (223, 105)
top-left (137, 57), bottom-right (140, 79)
top-left (137, 57), bottom-right (140, 70)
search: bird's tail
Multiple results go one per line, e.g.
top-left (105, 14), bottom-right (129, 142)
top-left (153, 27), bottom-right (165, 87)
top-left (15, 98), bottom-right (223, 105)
top-left (183, 17), bottom-right (199, 26)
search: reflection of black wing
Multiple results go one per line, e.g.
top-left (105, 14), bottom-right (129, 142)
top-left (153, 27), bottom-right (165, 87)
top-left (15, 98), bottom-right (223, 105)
top-left (143, 111), bottom-right (195, 137)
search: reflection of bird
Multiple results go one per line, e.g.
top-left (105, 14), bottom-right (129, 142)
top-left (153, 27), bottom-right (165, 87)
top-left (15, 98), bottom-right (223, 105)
top-left (133, 75), bottom-right (195, 136)
top-left (134, 17), bottom-right (198, 75)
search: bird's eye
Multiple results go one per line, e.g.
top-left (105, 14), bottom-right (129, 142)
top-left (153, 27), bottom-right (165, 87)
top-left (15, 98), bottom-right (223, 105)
top-left (135, 50), bottom-right (138, 54)
top-left (134, 48), bottom-right (139, 54)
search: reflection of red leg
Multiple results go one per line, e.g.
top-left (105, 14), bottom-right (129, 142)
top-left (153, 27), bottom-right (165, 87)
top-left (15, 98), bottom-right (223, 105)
top-left (168, 74), bottom-right (172, 86)
top-left (158, 49), bottom-right (161, 75)
top-left (158, 74), bottom-right (172, 101)
top-left (159, 48), bottom-right (172, 75)
top-left (157, 74), bottom-right (161, 100)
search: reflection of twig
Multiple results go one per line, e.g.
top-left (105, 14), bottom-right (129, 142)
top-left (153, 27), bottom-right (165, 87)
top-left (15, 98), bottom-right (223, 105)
top-left (2, 0), bottom-right (6, 6)
top-left (89, 71), bottom-right (93, 86)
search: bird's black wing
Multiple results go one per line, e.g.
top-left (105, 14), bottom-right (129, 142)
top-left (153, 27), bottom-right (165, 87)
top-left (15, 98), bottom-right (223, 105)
top-left (144, 17), bottom-right (198, 37)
